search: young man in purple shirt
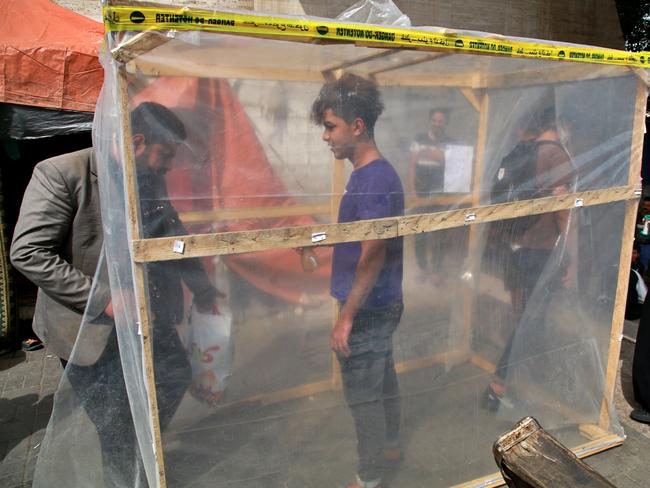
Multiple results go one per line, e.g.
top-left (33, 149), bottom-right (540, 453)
top-left (311, 73), bottom-right (404, 488)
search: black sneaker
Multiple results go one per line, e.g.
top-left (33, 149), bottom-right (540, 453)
top-left (481, 385), bottom-right (516, 411)
top-left (630, 408), bottom-right (650, 424)
top-left (481, 386), bottom-right (501, 412)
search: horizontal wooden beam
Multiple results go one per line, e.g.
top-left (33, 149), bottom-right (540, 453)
top-left (179, 203), bottom-right (331, 224)
top-left (126, 47), bottom-right (631, 88)
top-left (369, 53), bottom-right (450, 77)
top-left (321, 48), bottom-right (398, 75)
top-left (374, 71), bottom-right (485, 88)
top-left (178, 195), bottom-right (471, 224)
top-left (399, 185), bottom-right (635, 235)
top-left (133, 216), bottom-right (398, 262)
top-left (579, 423), bottom-right (609, 441)
top-left (469, 353), bottom-right (496, 374)
top-left (241, 378), bottom-right (333, 407)
top-left (409, 194), bottom-right (473, 208)
top-left (132, 185), bottom-right (638, 263)
top-left (217, 351), bottom-right (465, 409)
top-left (128, 57), bottom-right (326, 82)
top-left (126, 56), bottom-right (632, 89)
top-left (483, 63), bottom-right (631, 88)
top-left (129, 54), bottom-right (486, 87)
top-left (395, 350), bottom-right (468, 375)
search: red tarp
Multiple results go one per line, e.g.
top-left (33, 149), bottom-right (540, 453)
top-left (0, 0), bottom-right (104, 112)
top-left (133, 77), bottom-right (332, 304)
top-left (0, 0), bottom-right (330, 303)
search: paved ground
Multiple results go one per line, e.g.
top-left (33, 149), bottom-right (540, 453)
top-left (0, 350), bottom-right (60, 488)
top-left (2, 323), bottom-right (650, 488)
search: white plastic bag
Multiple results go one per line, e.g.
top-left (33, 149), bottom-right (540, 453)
top-left (186, 307), bottom-right (233, 404)
top-left (633, 269), bottom-right (648, 304)
top-left (336, 0), bottom-right (411, 27)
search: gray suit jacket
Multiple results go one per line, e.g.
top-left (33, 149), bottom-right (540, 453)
top-left (11, 148), bottom-right (109, 361)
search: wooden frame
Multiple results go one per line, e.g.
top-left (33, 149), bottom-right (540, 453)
top-left (598, 79), bottom-right (648, 431)
top-left (125, 40), bottom-right (635, 90)
top-left (132, 186), bottom-right (637, 262)
top-left (117, 71), bottom-right (169, 487)
top-left (108, 20), bottom-right (646, 488)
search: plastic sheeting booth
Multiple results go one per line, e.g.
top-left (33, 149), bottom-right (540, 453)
top-left (33, 3), bottom-right (649, 488)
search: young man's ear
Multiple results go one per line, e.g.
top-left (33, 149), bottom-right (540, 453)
top-left (351, 117), bottom-right (366, 137)
top-left (132, 133), bottom-right (146, 158)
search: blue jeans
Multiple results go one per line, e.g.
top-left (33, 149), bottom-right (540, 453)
top-left (338, 300), bottom-right (403, 483)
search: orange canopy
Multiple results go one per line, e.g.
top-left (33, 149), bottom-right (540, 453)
top-left (133, 77), bottom-right (332, 304)
top-left (0, 0), bottom-right (104, 112)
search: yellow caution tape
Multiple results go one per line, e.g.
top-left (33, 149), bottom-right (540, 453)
top-left (103, 5), bottom-right (650, 68)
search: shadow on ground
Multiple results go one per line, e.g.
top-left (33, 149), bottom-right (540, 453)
top-left (0, 351), bottom-right (26, 373)
top-left (0, 393), bottom-right (53, 462)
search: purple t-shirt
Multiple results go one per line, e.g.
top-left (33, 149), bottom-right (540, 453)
top-left (331, 159), bottom-right (404, 308)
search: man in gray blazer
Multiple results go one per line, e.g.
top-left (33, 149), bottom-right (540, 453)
top-left (11, 147), bottom-right (107, 363)
top-left (11, 102), bottom-right (219, 487)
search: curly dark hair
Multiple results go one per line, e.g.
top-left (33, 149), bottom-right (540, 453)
top-left (130, 102), bottom-right (186, 144)
top-left (524, 106), bottom-right (556, 136)
top-left (311, 73), bottom-right (384, 138)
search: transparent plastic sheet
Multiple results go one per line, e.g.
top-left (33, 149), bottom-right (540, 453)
top-left (0, 103), bottom-right (94, 139)
top-left (336, 0), bottom-right (412, 27)
top-left (33, 7), bottom-right (647, 488)
top-left (476, 206), bottom-right (626, 429)
top-left (30, 251), bottom-right (110, 487)
top-left (33, 53), bottom-right (159, 487)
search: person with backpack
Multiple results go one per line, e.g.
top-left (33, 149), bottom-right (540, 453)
top-left (483, 105), bottom-right (576, 411)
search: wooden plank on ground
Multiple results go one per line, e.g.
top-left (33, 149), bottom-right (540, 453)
top-left (450, 433), bottom-right (624, 488)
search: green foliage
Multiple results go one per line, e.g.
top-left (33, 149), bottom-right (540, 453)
top-left (616, 0), bottom-right (650, 51)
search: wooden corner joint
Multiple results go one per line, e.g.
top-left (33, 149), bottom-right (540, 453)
top-left (111, 31), bottom-right (171, 64)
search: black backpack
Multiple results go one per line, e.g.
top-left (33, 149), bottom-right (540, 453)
top-left (490, 139), bottom-right (565, 239)
top-left (491, 140), bottom-right (565, 204)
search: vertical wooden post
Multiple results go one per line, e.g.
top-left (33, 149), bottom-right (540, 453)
top-left (117, 71), bottom-right (168, 488)
top-left (598, 80), bottom-right (647, 430)
top-left (459, 91), bottom-right (489, 356)
top-left (330, 158), bottom-right (346, 388)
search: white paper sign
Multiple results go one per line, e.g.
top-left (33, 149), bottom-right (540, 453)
top-left (443, 145), bottom-right (474, 193)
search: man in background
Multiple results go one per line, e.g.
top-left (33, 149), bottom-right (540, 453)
top-left (407, 108), bottom-right (453, 284)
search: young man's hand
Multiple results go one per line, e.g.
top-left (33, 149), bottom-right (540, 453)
top-left (562, 261), bottom-right (577, 289)
top-left (104, 301), bottom-right (114, 319)
top-left (102, 292), bottom-right (137, 322)
top-left (331, 313), bottom-right (354, 358)
top-left (295, 247), bottom-right (318, 272)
